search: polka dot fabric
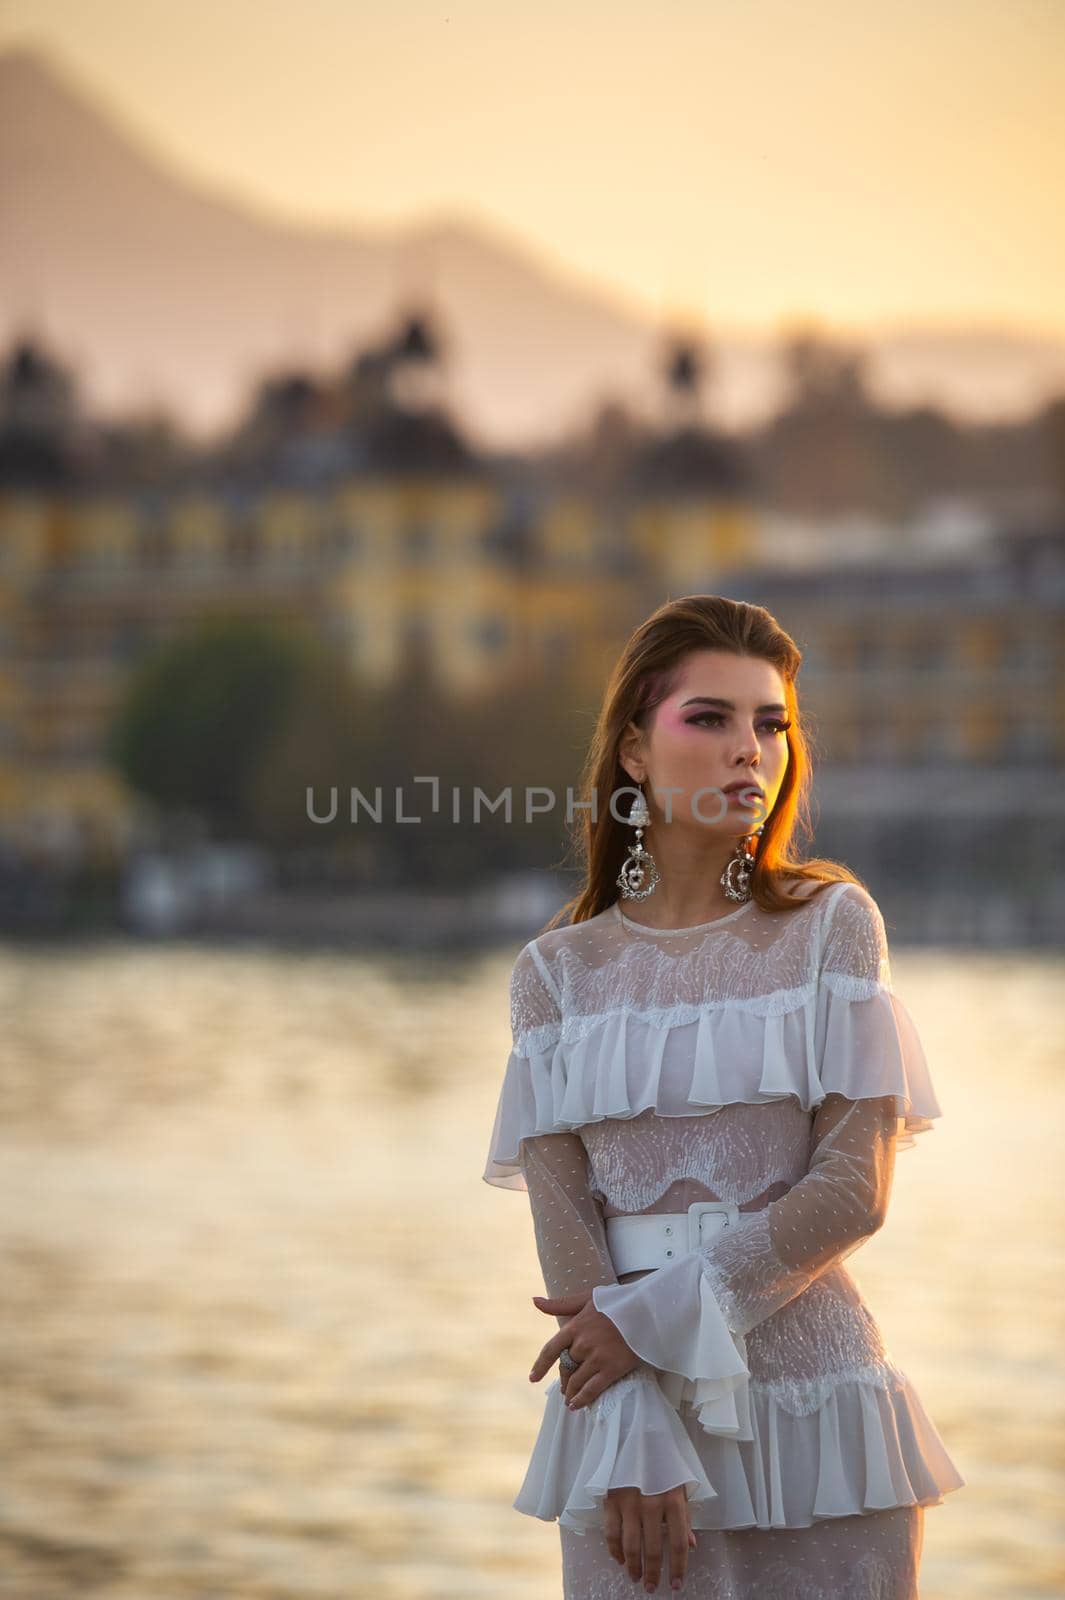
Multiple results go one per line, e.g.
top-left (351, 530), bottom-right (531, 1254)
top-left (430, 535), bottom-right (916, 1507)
top-left (484, 879), bottom-right (965, 1596)
top-left (561, 1501), bottom-right (924, 1598)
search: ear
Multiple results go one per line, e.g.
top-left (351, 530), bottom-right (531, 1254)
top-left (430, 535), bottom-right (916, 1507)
top-left (618, 720), bottom-right (645, 786)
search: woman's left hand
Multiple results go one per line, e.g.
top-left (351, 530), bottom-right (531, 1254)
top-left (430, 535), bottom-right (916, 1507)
top-left (528, 1291), bottom-right (642, 1409)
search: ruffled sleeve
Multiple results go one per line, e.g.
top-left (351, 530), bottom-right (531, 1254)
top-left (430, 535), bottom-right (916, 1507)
top-left (482, 940), bottom-right (565, 1191)
top-left (489, 945), bottom-right (722, 1526)
top-left (591, 885), bottom-right (934, 1437)
top-left (815, 881), bottom-right (942, 1149)
top-left (513, 1359), bottom-right (720, 1531)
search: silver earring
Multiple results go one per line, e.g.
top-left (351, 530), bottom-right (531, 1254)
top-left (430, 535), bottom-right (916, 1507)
top-left (616, 785), bottom-right (660, 901)
top-left (720, 824), bottom-right (764, 902)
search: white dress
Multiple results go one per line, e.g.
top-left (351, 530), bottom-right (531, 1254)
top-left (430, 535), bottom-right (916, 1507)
top-left (482, 881), bottom-right (966, 1599)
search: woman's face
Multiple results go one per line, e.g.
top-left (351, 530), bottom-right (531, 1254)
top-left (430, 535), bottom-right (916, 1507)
top-left (620, 649), bottom-right (791, 831)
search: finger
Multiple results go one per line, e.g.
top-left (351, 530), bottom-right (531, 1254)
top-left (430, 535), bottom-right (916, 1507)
top-left (529, 1330), bottom-right (572, 1381)
top-left (666, 1499), bottom-right (690, 1590)
top-left (622, 1503), bottom-right (644, 1583)
top-left (565, 1360), bottom-right (616, 1412)
top-left (603, 1495), bottom-right (624, 1565)
top-left (560, 1359), bottom-right (586, 1397)
top-left (641, 1500), bottom-right (665, 1591)
top-left (532, 1293), bottom-right (587, 1315)
top-left (562, 1350), bottom-right (605, 1410)
top-left (564, 1366), bottom-right (600, 1410)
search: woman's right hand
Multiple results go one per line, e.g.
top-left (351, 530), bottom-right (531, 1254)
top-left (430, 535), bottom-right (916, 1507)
top-left (603, 1485), bottom-right (696, 1591)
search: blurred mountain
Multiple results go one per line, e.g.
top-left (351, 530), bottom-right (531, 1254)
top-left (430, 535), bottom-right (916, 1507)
top-left (2, 44), bottom-right (1064, 450)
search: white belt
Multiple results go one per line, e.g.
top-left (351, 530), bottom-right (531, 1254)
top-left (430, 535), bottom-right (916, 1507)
top-left (605, 1201), bottom-right (741, 1275)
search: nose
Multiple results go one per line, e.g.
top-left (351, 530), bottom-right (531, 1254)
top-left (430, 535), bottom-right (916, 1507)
top-left (732, 727), bottom-right (760, 766)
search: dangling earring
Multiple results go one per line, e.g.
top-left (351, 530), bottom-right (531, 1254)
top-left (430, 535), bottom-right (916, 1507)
top-left (720, 823), bottom-right (765, 903)
top-left (616, 784), bottom-right (660, 901)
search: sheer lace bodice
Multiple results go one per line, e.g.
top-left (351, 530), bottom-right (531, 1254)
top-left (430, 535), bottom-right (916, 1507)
top-left (581, 1102), bottom-right (807, 1217)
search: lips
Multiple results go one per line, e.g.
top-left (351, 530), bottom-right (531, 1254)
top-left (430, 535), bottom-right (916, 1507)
top-left (723, 781), bottom-right (763, 797)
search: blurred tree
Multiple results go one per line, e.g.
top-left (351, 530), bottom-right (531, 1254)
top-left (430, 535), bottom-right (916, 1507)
top-left (249, 640), bottom-right (380, 869)
top-left (106, 612), bottom-right (320, 842)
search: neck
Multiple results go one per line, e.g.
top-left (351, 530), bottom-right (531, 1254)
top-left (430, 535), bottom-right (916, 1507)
top-left (619, 825), bottom-right (751, 927)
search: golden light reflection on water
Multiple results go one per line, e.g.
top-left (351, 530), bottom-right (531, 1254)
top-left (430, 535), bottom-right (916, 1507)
top-left (0, 941), bottom-right (1061, 1598)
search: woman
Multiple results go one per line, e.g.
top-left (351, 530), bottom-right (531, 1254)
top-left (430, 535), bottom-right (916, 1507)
top-left (483, 595), bottom-right (965, 1598)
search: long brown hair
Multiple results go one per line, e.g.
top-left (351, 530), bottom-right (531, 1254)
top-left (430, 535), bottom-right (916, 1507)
top-left (542, 594), bottom-right (864, 931)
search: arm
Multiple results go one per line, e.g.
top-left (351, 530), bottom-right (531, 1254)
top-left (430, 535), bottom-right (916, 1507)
top-left (521, 1129), bottom-right (618, 1315)
top-left (501, 944), bottom-right (724, 1528)
top-left (510, 943), bottom-right (677, 1401)
top-left (508, 953), bottom-right (620, 1317)
top-left (591, 885), bottom-right (925, 1433)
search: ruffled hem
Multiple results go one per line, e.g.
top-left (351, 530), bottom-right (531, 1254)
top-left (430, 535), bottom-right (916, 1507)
top-left (513, 1367), bottom-right (721, 1533)
top-left (682, 1366), bottom-right (967, 1530)
top-left (483, 978), bottom-right (941, 1188)
top-left (514, 1365), bottom-right (966, 1532)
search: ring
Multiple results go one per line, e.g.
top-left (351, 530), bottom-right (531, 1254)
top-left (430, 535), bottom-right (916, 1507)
top-left (559, 1348), bottom-right (580, 1374)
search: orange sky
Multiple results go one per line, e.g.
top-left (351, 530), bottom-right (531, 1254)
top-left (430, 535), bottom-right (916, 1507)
top-left (2, 0), bottom-right (1063, 336)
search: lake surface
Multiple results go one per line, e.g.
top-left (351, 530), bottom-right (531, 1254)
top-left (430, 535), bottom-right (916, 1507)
top-left (0, 938), bottom-right (1061, 1598)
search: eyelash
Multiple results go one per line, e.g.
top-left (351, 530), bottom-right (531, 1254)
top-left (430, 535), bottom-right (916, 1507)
top-left (688, 713), bottom-right (792, 735)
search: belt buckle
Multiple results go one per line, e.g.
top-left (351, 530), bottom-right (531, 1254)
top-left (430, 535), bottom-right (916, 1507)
top-left (687, 1200), bottom-right (739, 1251)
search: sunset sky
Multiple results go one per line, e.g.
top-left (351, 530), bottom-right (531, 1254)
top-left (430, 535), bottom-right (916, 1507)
top-left (1, 0), bottom-right (1063, 338)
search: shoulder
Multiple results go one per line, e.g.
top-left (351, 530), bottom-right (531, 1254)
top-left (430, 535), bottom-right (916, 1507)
top-left (820, 879), bottom-right (884, 926)
top-left (774, 874), bottom-right (853, 940)
top-left (510, 905), bottom-right (617, 1004)
top-left (776, 872), bottom-right (880, 921)
top-left (817, 881), bottom-right (891, 985)
top-left (508, 939), bottom-right (564, 1049)
top-left (526, 904), bottom-right (616, 963)
top-left (509, 937), bottom-right (557, 995)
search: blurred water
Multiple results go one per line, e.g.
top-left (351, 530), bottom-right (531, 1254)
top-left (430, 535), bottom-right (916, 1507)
top-left (0, 940), bottom-right (1061, 1599)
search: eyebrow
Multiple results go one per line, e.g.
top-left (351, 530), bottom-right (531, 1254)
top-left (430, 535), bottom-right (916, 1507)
top-left (680, 697), bottom-right (788, 714)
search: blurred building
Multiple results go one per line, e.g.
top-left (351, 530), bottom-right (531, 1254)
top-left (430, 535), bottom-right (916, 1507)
top-left (0, 314), bottom-right (1063, 943)
top-left (713, 527), bottom-right (1065, 938)
top-left (0, 318), bottom-right (761, 855)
